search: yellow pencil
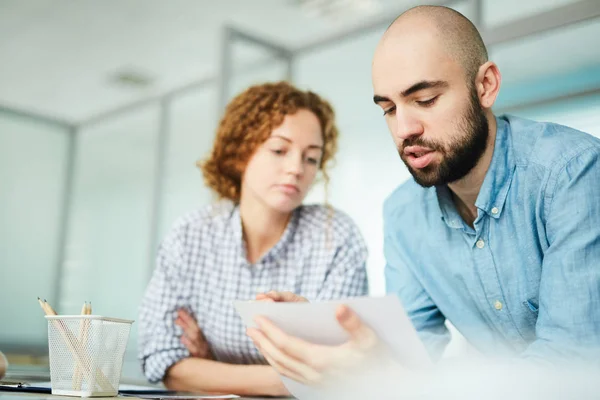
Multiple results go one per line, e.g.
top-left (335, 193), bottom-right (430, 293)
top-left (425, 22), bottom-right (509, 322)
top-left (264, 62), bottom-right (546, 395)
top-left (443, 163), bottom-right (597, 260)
top-left (72, 301), bottom-right (88, 390)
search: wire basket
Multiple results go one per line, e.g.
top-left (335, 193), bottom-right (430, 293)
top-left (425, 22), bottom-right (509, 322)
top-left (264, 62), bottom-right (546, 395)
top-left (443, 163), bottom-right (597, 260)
top-left (45, 315), bottom-right (134, 397)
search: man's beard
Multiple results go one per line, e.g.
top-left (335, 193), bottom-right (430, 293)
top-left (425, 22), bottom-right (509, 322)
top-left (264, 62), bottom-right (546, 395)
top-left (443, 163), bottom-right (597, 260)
top-left (400, 87), bottom-right (489, 188)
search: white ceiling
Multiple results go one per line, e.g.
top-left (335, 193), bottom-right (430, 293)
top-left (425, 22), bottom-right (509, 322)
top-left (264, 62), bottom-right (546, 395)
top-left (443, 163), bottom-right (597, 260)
top-left (0, 0), bottom-right (416, 123)
top-left (0, 0), bottom-right (598, 124)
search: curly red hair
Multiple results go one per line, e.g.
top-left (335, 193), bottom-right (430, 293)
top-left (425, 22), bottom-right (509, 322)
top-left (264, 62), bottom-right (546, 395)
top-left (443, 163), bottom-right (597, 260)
top-left (199, 81), bottom-right (339, 203)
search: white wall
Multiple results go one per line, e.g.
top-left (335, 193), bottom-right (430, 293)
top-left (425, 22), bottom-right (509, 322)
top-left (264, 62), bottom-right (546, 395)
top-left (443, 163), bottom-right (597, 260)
top-left (0, 113), bottom-right (69, 346)
top-left (158, 88), bottom-right (218, 240)
top-left (512, 95), bottom-right (600, 138)
top-left (57, 105), bottom-right (159, 360)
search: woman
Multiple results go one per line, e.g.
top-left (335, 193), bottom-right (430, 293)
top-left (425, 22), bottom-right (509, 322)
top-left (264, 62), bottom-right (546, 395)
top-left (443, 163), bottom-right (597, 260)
top-left (138, 81), bottom-right (368, 397)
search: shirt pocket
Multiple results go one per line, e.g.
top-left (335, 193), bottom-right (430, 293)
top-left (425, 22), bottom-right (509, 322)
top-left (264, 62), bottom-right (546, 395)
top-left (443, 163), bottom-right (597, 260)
top-left (524, 298), bottom-right (539, 313)
top-left (521, 298), bottom-right (539, 332)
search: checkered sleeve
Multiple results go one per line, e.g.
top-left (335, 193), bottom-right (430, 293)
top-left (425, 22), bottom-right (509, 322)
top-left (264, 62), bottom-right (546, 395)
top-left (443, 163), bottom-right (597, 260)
top-left (316, 212), bottom-right (369, 300)
top-left (138, 224), bottom-right (194, 383)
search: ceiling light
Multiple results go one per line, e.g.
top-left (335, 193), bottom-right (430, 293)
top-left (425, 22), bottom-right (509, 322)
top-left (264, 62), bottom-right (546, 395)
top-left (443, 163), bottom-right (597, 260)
top-left (108, 68), bottom-right (154, 89)
top-left (292, 0), bottom-right (382, 19)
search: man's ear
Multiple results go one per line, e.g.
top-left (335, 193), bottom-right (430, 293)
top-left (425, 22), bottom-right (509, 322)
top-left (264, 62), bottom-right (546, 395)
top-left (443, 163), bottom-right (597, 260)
top-left (475, 61), bottom-right (501, 109)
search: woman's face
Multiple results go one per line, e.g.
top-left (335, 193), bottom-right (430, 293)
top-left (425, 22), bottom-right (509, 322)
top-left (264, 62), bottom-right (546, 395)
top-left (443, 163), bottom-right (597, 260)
top-left (241, 109), bottom-right (324, 214)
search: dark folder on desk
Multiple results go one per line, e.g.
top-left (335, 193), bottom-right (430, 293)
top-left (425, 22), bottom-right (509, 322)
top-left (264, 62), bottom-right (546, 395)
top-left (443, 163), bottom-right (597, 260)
top-left (0, 384), bottom-right (51, 394)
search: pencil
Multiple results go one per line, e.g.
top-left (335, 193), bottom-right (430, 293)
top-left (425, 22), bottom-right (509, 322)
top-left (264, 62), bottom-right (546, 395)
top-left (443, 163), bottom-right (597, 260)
top-left (79, 302), bottom-right (92, 387)
top-left (72, 301), bottom-right (88, 390)
top-left (43, 299), bottom-right (57, 315)
top-left (37, 297), bottom-right (46, 313)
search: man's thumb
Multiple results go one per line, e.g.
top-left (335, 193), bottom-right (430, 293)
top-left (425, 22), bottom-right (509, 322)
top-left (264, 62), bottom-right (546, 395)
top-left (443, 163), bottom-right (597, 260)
top-left (336, 305), bottom-right (377, 350)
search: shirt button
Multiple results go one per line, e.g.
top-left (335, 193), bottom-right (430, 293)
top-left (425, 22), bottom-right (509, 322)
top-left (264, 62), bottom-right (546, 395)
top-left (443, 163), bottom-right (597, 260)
top-left (491, 207), bottom-right (499, 215)
top-left (476, 239), bottom-right (485, 248)
top-left (494, 300), bottom-right (503, 310)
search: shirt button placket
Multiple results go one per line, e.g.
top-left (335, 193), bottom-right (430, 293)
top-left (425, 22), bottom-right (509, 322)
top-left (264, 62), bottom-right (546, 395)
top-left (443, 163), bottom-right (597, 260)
top-left (472, 226), bottom-right (513, 338)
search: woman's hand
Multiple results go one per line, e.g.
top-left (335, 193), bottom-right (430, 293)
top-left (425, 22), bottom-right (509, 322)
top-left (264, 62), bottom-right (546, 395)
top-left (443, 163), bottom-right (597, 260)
top-left (175, 309), bottom-right (212, 359)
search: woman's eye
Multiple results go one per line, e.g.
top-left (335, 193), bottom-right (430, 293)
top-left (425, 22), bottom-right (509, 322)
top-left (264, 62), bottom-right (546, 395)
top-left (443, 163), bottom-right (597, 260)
top-left (271, 149), bottom-right (285, 155)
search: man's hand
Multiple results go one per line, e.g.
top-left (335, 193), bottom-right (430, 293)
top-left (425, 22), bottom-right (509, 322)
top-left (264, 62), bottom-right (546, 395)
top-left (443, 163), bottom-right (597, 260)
top-left (247, 304), bottom-right (382, 385)
top-left (256, 291), bottom-right (309, 303)
top-left (175, 309), bottom-right (212, 359)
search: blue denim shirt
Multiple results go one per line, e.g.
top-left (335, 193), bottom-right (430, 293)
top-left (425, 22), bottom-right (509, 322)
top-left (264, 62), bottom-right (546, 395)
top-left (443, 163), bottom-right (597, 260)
top-left (384, 115), bottom-right (600, 362)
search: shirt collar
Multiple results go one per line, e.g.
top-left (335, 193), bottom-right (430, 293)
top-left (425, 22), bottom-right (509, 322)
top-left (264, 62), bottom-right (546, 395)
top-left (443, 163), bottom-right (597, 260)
top-left (436, 116), bottom-right (515, 226)
top-left (474, 116), bottom-right (515, 219)
top-left (436, 186), bottom-right (463, 229)
top-left (230, 204), bottom-right (243, 248)
top-left (230, 204), bottom-right (300, 266)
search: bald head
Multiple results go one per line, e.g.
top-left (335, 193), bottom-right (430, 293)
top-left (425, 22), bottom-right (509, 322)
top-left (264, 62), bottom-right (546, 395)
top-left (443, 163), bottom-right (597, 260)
top-left (371, 6), bottom-right (500, 189)
top-left (384, 5), bottom-right (488, 82)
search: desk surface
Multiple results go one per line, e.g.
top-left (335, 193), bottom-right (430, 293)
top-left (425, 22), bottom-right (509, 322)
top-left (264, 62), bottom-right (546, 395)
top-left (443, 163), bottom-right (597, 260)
top-left (2, 368), bottom-right (292, 400)
top-left (0, 390), bottom-right (290, 400)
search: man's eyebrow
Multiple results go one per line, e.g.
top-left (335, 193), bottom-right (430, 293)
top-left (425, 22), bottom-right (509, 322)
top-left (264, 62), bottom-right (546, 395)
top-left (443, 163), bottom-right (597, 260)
top-left (373, 95), bottom-right (391, 104)
top-left (401, 80), bottom-right (449, 97)
top-left (373, 80), bottom-right (449, 104)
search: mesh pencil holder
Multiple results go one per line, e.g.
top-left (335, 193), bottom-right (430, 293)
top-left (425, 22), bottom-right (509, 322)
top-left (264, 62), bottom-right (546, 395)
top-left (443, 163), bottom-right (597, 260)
top-left (45, 315), bottom-right (134, 397)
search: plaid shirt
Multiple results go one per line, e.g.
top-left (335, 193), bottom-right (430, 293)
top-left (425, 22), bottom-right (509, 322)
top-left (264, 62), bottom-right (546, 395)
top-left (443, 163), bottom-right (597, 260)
top-left (138, 201), bottom-right (369, 383)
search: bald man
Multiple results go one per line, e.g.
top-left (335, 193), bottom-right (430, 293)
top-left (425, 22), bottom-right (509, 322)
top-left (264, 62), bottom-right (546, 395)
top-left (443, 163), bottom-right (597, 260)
top-left (247, 5), bottom-right (600, 386)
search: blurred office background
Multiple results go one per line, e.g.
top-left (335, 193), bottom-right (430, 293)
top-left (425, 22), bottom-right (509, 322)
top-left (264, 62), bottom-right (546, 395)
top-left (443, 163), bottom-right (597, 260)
top-left (1, 0), bottom-right (599, 382)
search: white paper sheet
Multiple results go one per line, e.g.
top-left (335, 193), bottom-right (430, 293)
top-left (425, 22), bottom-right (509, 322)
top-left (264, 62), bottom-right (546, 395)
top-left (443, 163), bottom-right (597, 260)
top-left (234, 295), bottom-right (432, 399)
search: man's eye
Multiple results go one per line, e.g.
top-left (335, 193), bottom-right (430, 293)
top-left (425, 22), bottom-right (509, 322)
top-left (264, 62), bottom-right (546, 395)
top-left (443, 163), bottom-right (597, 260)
top-left (416, 96), bottom-right (438, 107)
top-left (383, 106), bottom-right (396, 116)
